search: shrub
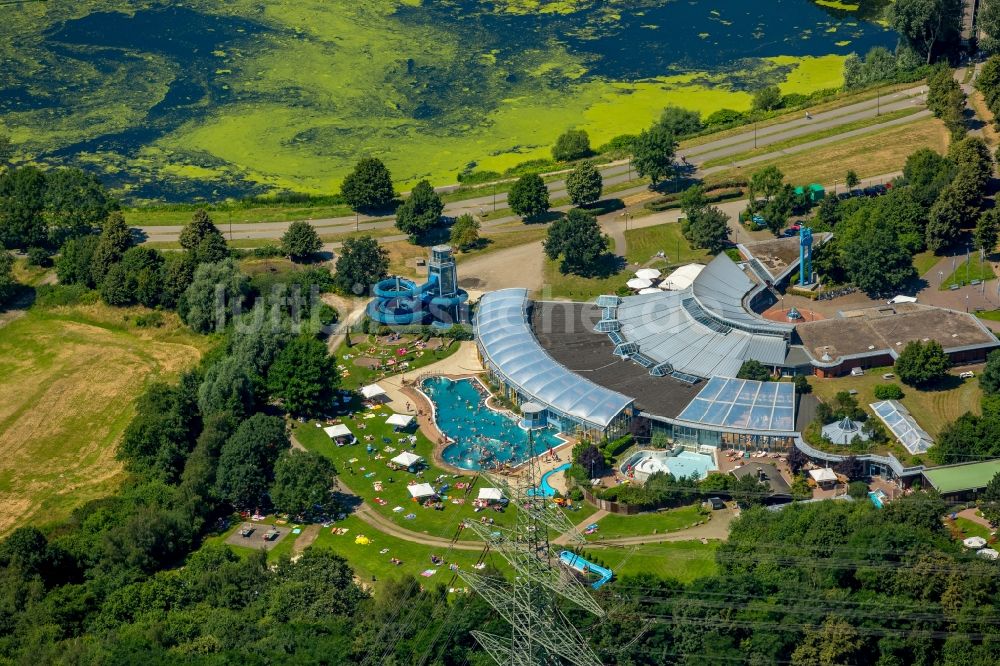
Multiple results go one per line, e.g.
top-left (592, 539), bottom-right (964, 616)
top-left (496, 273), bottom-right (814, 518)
top-left (33, 283), bottom-right (97, 307)
top-left (873, 383), bottom-right (904, 400)
top-left (552, 129), bottom-right (592, 162)
top-left (26, 246), bottom-right (51, 267)
top-left (848, 481), bottom-right (870, 500)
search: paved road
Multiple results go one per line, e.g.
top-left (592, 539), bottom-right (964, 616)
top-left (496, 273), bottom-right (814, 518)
top-left (139, 86), bottom-right (929, 245)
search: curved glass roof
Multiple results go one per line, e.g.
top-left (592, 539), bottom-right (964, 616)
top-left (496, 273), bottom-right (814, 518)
top-left (676, 377), bottom-right (796, 432)
top-left (871, 400), bottom-right (933, 454)
top-left (475, 289), bottom-right (633, 428)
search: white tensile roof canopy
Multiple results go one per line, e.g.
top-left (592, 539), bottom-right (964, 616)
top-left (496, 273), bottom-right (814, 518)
top-left (391, 451), bottom-right (423, 468)
top-left (323, 424), bottom-right (354, 439)
top-left (386, 413), bottom-right (415, 428)
top-left (478, 487), bottom-right (504, 501)
top-left (408, 482), bottom-right (436, 499)
top-left (361, 383), bottom-right (388, 399)
top-left (809, 468), bottom-right (838, 483)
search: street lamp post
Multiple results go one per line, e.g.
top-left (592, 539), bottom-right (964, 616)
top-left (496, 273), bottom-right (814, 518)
top-left (356, 211), bottom-right (359, 232)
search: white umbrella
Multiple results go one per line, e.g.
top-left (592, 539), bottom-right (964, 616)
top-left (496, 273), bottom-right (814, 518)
top-left (638, 288), bottom-right (660, 295)
top-left (626, 278), bottom-right (653, 290)
top-left (635, 268), bottom-right (662, 280)
top-left (963, 536), bottom-right (988, 549)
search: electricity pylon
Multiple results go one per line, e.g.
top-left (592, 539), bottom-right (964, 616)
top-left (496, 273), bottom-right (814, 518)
top-left (457, 437), bottom-right (604, 666)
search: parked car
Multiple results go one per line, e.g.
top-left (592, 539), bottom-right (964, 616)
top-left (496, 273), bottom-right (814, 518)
top-left (960, 371), bottom-right (975, 379)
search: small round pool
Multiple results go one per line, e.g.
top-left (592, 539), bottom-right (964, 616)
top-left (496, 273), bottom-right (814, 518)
top-left (422, 376), bottom-right (563, 471)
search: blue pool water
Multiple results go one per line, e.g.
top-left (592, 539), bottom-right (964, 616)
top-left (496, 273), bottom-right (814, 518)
top-left (530, 463), bottom-right (572, 497)
top-left (620, 449), bottom-right (718, 481)
top-left (422, 376), bottom-right (564, 471)
top-left (869, 490), bottom-right (886, 509)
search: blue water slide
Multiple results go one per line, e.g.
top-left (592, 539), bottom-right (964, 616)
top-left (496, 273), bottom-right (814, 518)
top-left (558, 550), bottom-right (613, 590)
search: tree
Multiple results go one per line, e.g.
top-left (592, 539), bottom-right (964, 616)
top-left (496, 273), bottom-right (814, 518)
top-left (748, 166), bottom-right (785, 208)
top-left (845, 170), bottom-right (860, 190)
top-left (895, 339), bottom-right (950, 386)
top-left (658, 106), bottom-right (702, 137)
top-left (841, 217), bottom-right (916, 295)
top-left (791, 616), bottom-right (862, 666)
top-left (90, 211), bottom-right (134, 284)
top-left (118, 378), bottom-right (200, 482)
top-left (926, 65), bottom-right (967, 139)
top-left (56, 234), bottom-right (99, 287)
top-left (280, 220), bottom-right (322, 261)
top-left (682, 206), bottom-right (729, 254)
top-left (215, 414), bottom-right (290, 510)
top-left (0, 166), bottom-right (47, 250)
top-left (551, 129), bottom-right (591, 162)
top-left (179, 259), bottom-right (250, 333)
top-left (0, 250), bottom-right (15, 307)
top-left (761, 183), bottom-right (795, 235)
top-left (981, 0), bottom-right (1000, 54)
top-left (43, 168), bottom-right (116, 240)
top-left (976, 208), bottom-right (1000, 253)
top-left (340, 157), bottom-right (394, 211)
top-left (981, 349), bottom-right (1000, 395)
top-left (161, 252), bottom-right (196, 308)
top-left (394, 180), bottom-right (443, 237)
top-left (890, 0), bottom-right (962, 63)
top-left (565, 161), bottom-right (603, 207)
top-left (542, 208), bottom-right (609, 275)
top-left (949, 136), bottom-right (993, 208)
top-left (903, 147), bottom-right (956, 206)
top-left (449, 214), bottom-right (480, 251)
top-left (180, 209), bottom-right (220, 251)
top-left (737, 360), bottom-right (772, 382)
top-left (752, 85), bottom-right (782, 112)
top-left (266, 336), bottom-right (339, 415)
top-left (270, 450), bottom-right (338, 518)
top-left (333, 235), bottom-right (389, 295)
top-left (198, 356), bottom-right (256, 418)
top-left (926, 185), bottom-right (971, 253)
top-left (508, 173), bottom-right (550, 219)
top-left (631, 124), bottom-right (677, 184)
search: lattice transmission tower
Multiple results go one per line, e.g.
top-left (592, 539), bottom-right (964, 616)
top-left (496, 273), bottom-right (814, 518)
top-left (458, 439), bottom-right (606, 666)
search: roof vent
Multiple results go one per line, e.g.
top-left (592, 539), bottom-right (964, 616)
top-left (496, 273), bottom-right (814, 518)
top-left (952, 333), bottom-right (959, 338)
top-left (821, 352), bottom-right (833, 362)
top-left (896, 341), bottom-right (902, 346)
top-left (868, 345), bottom-right (875, 350)
top-left (922, 337), bottom-right (930, 342)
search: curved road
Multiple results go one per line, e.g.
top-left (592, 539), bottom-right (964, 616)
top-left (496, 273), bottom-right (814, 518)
top-left (138, 85), bottom-right (928, 245)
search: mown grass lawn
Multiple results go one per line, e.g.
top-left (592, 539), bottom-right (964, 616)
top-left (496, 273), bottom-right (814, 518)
top-left (0, 302), bottom-right (211, 535)
top-left (624, 223), bottom-right (713, 267)
top-left (594, 504), bottom-right (710, 540)
top-left (294, 412), bottom-right (597, 540)
top-left (334, 334), bottom-right (461, 390)
top-left (579, 541), bottom-right (720, 583)
top-left (939, 253), bottom-right (996, 290)
top-left (952, 516), bottom-right (992, 542)
top-left (807, 367), bottom-right (982, 442)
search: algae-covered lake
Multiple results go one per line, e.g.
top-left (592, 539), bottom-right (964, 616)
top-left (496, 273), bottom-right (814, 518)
top-left (0, 0), bottom-right (895, 201)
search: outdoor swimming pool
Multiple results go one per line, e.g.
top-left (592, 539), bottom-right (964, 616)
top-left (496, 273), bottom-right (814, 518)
top-left (530, 463), bottom-right (572, 498)
top-left (620, 449), bottom-right (718, 482)
top-left (422, 376), bottom-right (564, 471)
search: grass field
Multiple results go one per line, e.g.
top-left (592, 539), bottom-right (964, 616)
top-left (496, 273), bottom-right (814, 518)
top-left (624, 223), bottom-right (713, 267)
top-left (0, 303), bottom-right (209, 535)
top-left (704, 117), bottom-right (949, 188)
top-left (579, 540), bottom-right (719, 583)
top-left (294, 413), bottom-right (597, 540)
top-left (939, 254), bottom-right (996, 290)
top-left (594, 504), bottom-right (710, 540)
top-left (334, 334), bottom-right (461, 390)
top-left (913, 250), bottom-right (939, 278)
top-left (808, 367), bottom-right (982, 442)
top-left (700, 107), bottom-right (922, 168)
top-left (951, 516), bottom-right (992, 542)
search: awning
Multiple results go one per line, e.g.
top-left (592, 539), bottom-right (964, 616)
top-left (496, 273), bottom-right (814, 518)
top-left (977, 548), bottom-right (999, 560)
top-left (408, 482), bottom-right (436, 499)
top-left (478, 487), bottom-right (504, 501)
top-left (963, 536), bottom-right (988, 549)
top-left (391, 451), bottom-right (423, 468)
top-left (638, 287), bottom-right (661, 295)
top-left (361, 384), bottom-right (388, 399)
top-left (635, 268), bottom-right (661, 280)
top-left (626, 277), bottom-right (653, 290)
top-left (323, 424), bottom-right (354, 439)
top-left (386, 413), bottom-right (415, 428)
top-left (808, 468), bottom-right (838, 483)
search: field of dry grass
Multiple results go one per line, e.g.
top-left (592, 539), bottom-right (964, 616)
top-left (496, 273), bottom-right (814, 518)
top-left (0, 302), bottom-right (209, 535)
top-left (704, 117), bottom-right (950, 187)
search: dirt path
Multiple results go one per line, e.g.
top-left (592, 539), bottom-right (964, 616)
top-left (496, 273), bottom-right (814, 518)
top-left (291, 524), bottom-right (321, 558)
top-left (457, 240), bottom-right (544, 294)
